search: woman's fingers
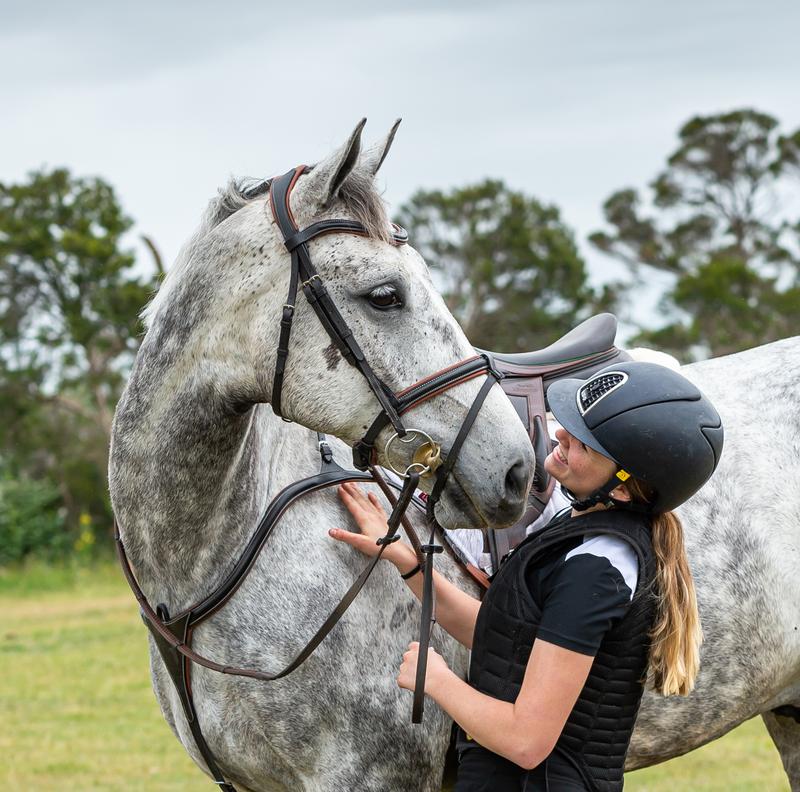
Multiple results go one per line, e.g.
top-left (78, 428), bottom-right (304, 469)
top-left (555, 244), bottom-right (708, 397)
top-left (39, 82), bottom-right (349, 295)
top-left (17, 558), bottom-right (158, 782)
top-left (344, 482), bottom-right (379, 509)
top-left (328, 527), bottom-right (354, 545)
top-left (341, 484), bottom-right (388, 516)
top-left (328, 527), bottom-right (379, 558)
top-left (334, 483), bottom-right (410, 564)
top-left (366, 492), bottom-right (389, 518)
top-left (338, 483), bottom-right (388, 527)
top-left (397, 641), bottom-right (422, 691)
top-left (338, 482), bottom-right (370, 513)
top-left (338, 485), bottom-right (369, 521)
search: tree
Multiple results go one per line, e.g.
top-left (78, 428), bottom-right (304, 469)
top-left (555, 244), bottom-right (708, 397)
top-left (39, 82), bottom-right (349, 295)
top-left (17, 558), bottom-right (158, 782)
top-left (0, 168), bottom-right (158, 541)
top-left (590, 109), bottom-right (800, 360)
top-left (398, 180), bottom-right (614, 352)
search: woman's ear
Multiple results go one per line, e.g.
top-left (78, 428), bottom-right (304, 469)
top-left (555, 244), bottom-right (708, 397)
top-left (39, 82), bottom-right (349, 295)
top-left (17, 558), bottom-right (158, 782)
top-left (610, 484), bottom-right (632, 503)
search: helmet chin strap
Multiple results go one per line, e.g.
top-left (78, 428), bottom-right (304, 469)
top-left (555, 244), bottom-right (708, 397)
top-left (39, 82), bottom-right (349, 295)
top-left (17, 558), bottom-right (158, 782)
top-left (562, 468), bottom-right (648, 512)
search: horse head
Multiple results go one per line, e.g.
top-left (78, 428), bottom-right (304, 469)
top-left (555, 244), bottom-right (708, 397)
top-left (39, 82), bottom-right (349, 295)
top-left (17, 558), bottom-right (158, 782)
top-left (140, 120), bottom-right (534, 531)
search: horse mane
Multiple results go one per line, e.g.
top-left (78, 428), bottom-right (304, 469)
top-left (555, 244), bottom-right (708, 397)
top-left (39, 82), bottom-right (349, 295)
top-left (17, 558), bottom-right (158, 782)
top-left (141, 169), bottom-right (391, 328)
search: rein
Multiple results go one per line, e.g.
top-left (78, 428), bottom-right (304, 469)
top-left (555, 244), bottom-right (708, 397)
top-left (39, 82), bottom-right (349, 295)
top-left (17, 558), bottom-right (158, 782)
top-left (115, 166), bottom-right (504, 791)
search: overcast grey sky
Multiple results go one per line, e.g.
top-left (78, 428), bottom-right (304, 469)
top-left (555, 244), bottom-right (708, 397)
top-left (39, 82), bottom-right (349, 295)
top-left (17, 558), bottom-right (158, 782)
top-left (2, 0), bottom-right (799, 325)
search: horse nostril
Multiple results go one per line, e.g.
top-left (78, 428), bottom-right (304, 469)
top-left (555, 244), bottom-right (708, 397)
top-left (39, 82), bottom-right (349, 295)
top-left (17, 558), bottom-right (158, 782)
top-left (504, 459), bottom-right (528, 502)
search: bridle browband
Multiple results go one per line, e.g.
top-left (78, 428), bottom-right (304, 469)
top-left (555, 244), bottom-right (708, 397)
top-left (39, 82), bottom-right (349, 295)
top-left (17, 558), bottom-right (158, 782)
top-left (116, 165), bottom-right (504, 791)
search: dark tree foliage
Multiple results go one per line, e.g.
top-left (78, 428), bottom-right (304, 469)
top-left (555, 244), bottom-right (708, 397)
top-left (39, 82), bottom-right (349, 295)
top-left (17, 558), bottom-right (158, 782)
top-left (398, 180), bottom-right (614, 352)
top-left (0, 168), bottom-right (158, 547)
top-left (590, 109), bottom-right (800, 360)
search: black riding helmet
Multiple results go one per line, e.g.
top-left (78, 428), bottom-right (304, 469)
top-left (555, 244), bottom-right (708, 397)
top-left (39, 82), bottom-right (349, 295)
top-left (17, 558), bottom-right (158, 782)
top-left (547, 361), bottom-right (724, 513)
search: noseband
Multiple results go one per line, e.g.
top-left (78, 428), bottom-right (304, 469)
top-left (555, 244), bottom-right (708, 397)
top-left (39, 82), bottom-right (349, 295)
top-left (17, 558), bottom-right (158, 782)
top-left (116, 165), bottom-right (504, 792)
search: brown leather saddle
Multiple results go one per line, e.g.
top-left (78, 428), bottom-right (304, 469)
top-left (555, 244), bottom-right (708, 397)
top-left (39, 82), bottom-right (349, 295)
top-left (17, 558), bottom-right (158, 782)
top-left (477, 312), bottom-right (630, 575)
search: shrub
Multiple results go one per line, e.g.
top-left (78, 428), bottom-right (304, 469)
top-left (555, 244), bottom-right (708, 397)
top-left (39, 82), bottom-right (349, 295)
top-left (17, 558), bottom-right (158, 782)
top-left (0, 474), bottom-right (70, 565)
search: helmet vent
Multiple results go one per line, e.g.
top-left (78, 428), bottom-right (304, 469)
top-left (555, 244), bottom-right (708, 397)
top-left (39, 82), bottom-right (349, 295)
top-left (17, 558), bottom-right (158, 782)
top-left (577, 372), bottom-right (628, 415)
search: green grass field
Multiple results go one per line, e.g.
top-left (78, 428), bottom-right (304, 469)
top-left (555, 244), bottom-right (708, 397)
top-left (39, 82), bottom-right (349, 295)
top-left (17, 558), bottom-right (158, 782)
top-left (0, 562), bottom-right (790, 791)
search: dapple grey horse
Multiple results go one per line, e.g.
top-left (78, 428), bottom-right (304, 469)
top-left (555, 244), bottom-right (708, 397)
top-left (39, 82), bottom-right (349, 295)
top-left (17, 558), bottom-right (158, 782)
top-left (109, 121), bottom-right (534, 792)
top-left (110, 122), bottom-right (800, 790)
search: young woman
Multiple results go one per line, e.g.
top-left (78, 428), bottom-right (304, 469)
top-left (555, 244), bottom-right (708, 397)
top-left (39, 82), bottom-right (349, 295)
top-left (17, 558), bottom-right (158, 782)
top-left (329, 361), bottom-right (723, 791)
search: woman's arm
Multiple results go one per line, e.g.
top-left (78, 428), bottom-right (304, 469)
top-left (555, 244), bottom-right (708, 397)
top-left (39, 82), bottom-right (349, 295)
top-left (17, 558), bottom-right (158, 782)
top-left (402, 638), bottom-right (594, 770)
top-left (329, 482), bottom-right (481, 648)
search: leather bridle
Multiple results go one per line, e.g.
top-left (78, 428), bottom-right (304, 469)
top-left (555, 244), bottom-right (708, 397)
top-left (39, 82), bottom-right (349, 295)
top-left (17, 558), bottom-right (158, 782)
top-left (267, 165), bottom-right (501, 478)
top-left (116, 165), bottom-right (505, 791)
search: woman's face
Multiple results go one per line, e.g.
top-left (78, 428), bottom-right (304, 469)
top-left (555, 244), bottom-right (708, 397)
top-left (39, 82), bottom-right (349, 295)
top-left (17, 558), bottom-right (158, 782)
top-left (544, 427), bottom-right (618, 499)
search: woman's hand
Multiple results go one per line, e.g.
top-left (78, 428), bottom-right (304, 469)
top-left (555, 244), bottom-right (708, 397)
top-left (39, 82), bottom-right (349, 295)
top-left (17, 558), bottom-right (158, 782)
top-left (397, 641), bottom-right (451, 694)
top-left (329, 482), bottom-right (416, 569)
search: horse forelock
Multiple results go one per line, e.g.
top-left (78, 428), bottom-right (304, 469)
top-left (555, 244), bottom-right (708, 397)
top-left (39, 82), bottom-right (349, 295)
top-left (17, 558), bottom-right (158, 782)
top-left (332, 167), bottom-right (392, 244)
top-left (141, 170), bottom-right (392, 329)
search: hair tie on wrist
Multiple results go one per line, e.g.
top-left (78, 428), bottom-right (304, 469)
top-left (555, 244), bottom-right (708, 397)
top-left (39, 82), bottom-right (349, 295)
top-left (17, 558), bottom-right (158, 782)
top-left (400, 563), bottom-right (422, 580)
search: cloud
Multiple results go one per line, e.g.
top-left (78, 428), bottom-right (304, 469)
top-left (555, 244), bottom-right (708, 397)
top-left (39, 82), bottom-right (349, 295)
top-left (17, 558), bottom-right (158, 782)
top-left (1, 0), bottom-right (798, 294)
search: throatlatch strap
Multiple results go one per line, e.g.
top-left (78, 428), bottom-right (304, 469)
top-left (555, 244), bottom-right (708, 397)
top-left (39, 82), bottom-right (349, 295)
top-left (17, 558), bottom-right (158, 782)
top-left (271, 260), bottom-right (300, 418)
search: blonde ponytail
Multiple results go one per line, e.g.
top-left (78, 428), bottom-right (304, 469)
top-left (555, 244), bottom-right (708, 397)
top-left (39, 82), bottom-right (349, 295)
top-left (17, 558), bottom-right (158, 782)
top-left (624, 479), bottom-right (702, 696)
top-left (648, 511), bottom-right (702, 696)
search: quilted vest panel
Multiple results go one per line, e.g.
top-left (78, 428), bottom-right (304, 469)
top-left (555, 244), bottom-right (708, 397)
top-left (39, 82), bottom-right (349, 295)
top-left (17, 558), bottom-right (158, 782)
top-left (468, 509), bottom-right (656, 792)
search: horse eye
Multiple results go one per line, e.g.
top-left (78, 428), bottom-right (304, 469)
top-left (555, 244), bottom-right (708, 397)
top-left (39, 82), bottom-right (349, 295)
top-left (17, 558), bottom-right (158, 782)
top-left (367, 284), bottom-right (403, 310)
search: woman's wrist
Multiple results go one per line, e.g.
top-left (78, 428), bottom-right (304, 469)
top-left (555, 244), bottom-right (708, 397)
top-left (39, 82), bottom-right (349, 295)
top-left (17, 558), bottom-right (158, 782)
top-left (426, 663), bottom-right (459, 701)
top-left (391, 547), bottom-right (421, 577)
top-left (399, 561), bottom-right (422, 580)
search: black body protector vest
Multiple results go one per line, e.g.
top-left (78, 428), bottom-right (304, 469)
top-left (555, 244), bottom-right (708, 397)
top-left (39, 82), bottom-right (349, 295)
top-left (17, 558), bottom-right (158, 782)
top-left (467, 509), bottom-right (656, 792)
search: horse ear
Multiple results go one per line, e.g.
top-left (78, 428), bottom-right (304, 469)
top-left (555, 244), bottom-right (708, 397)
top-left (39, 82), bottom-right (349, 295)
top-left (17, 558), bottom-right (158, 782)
top-left (296, 118), bottom-right (367, 211)
top-left (360, 118), bottom-right (402, 176)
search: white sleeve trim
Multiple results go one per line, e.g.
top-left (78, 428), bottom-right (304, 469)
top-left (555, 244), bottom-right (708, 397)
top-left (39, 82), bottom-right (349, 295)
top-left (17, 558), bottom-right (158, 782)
top-left (565, 534), bottom-right (639, 601)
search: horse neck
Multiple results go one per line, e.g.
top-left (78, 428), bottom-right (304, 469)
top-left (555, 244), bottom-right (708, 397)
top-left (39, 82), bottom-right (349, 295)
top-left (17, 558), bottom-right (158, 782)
top-left (110, 338), bottom-right (318, 610)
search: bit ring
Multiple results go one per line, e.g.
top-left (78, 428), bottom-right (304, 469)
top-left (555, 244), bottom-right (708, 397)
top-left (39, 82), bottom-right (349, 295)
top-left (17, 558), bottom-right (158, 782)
top-left (383, 429), bottom-right (442, 479)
